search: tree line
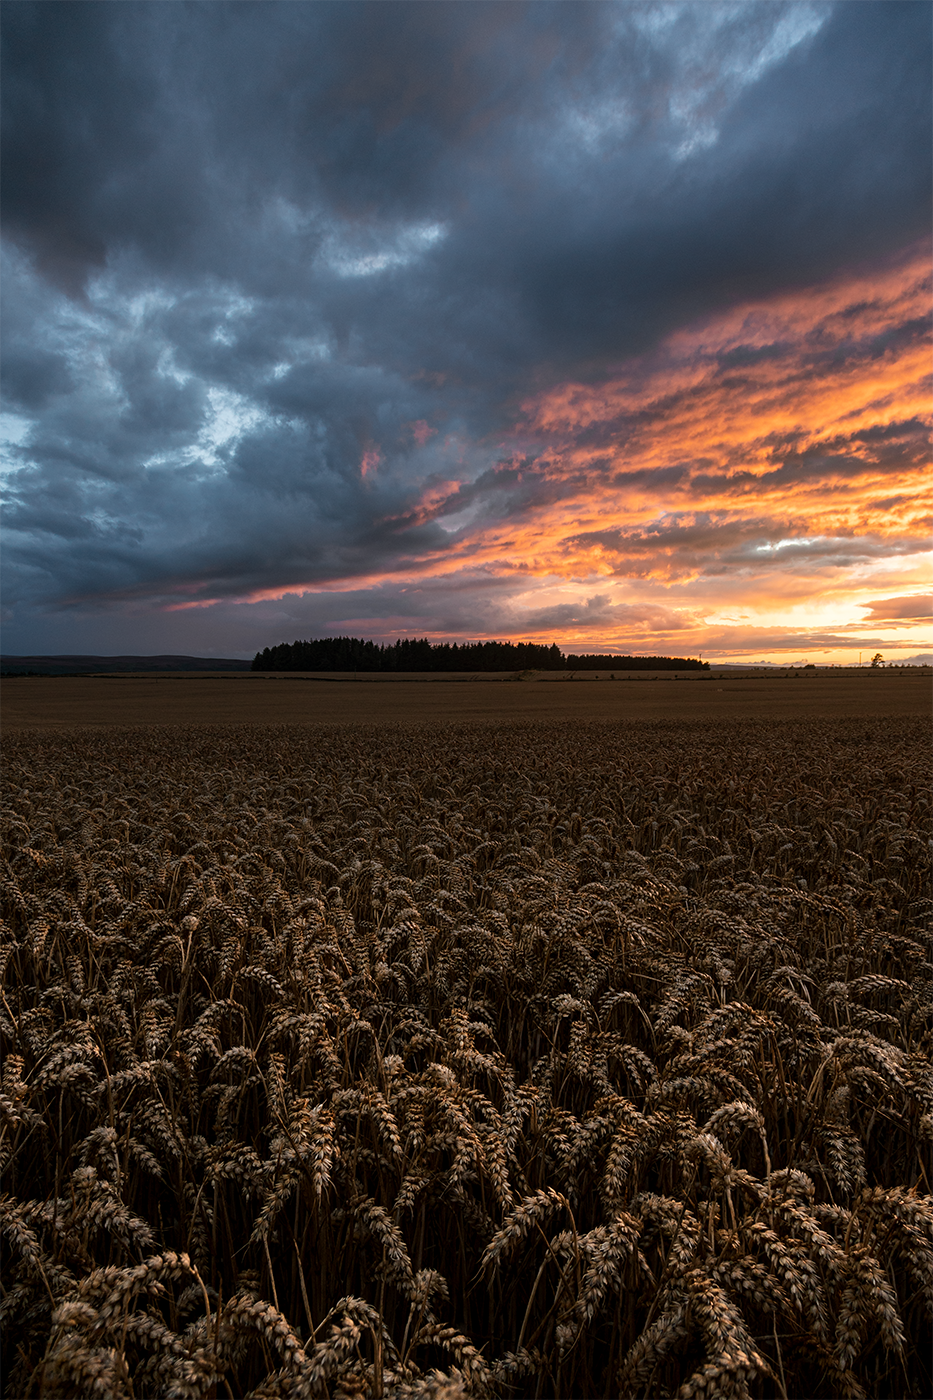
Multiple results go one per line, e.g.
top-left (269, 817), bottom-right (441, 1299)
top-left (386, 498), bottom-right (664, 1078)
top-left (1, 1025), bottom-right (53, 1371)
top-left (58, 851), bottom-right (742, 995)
top-left (251, 637), bottom-right (708, 672)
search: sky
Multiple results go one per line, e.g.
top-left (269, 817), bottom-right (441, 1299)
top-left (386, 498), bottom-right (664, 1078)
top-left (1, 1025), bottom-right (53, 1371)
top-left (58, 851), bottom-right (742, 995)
top-left (1, 0), bottom-right (930, 663)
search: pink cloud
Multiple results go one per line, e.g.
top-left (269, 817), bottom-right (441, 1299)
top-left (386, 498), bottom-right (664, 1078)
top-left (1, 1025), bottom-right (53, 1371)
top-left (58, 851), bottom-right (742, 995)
top-left (360, 447), bottom-right (382, 478)
top-left (410, 420), bottom-right (437, 446)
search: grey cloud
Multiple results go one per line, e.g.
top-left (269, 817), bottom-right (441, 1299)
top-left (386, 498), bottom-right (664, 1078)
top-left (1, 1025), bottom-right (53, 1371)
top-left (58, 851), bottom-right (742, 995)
top-left (5, 3), bottom-right (927, 371)
top-left (505, 3), bottom-right (930, 370)
top-left (519, 596), bottom-right (689, 634)
top-left (698, 627), bottom-right (900, 654)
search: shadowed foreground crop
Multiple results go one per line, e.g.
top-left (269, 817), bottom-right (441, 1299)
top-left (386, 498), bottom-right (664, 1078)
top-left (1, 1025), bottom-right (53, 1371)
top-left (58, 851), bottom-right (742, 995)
top-left (1, 718), bottom-right (931, 1399)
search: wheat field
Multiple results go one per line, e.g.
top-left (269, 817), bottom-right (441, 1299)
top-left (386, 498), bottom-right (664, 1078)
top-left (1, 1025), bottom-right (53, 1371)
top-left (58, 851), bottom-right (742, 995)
top-left (1, 716), bottom-right (931, 1399)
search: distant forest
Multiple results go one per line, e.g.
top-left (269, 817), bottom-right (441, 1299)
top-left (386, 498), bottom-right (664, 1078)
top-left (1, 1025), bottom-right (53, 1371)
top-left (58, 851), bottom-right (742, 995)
top-left (252, 637), bottom-right (708, 672)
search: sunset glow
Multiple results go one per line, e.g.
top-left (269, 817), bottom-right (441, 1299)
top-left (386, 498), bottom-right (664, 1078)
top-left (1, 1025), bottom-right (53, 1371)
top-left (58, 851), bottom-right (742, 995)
top-left (237, 251), bottom-right (931, 662)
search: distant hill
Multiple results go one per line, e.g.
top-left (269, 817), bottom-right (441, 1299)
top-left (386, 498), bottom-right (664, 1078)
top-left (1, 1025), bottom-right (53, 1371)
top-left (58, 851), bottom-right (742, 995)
top-left (0, 655), bottom-right (252, 675)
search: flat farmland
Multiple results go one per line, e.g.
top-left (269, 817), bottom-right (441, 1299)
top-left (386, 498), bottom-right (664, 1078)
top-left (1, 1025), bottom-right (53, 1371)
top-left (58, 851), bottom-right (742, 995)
top-left (1, 666), bottom-right (930, 729)
top-left (2, 709), bottom-right (931, 1399)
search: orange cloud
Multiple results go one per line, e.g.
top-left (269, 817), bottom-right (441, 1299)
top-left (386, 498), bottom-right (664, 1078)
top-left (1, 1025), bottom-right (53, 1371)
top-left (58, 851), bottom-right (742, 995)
top-left (524, 258), bottom-right (927, 463)
top-left (860, 593), bottom-right (932, 623)
top-left (446, 248), bottom-right (932, 584)
top-left (232, 250), bottom-right (930, 659)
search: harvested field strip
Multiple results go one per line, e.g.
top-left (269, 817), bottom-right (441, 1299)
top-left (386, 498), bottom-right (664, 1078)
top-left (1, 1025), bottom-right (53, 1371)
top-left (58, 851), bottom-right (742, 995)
top-left (1, 716), bottom-right (931, 1399)
top-left (2, 668), bottom-right (930, 731)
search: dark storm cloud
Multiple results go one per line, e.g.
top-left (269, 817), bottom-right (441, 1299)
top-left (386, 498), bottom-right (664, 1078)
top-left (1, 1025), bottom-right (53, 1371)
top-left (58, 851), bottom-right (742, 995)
top-left (1, 0), bottom-right (930, 651)
top-left (5, 2), bottom-right (928, 361)
top-left (503, 2), bottom-right (931, 368)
